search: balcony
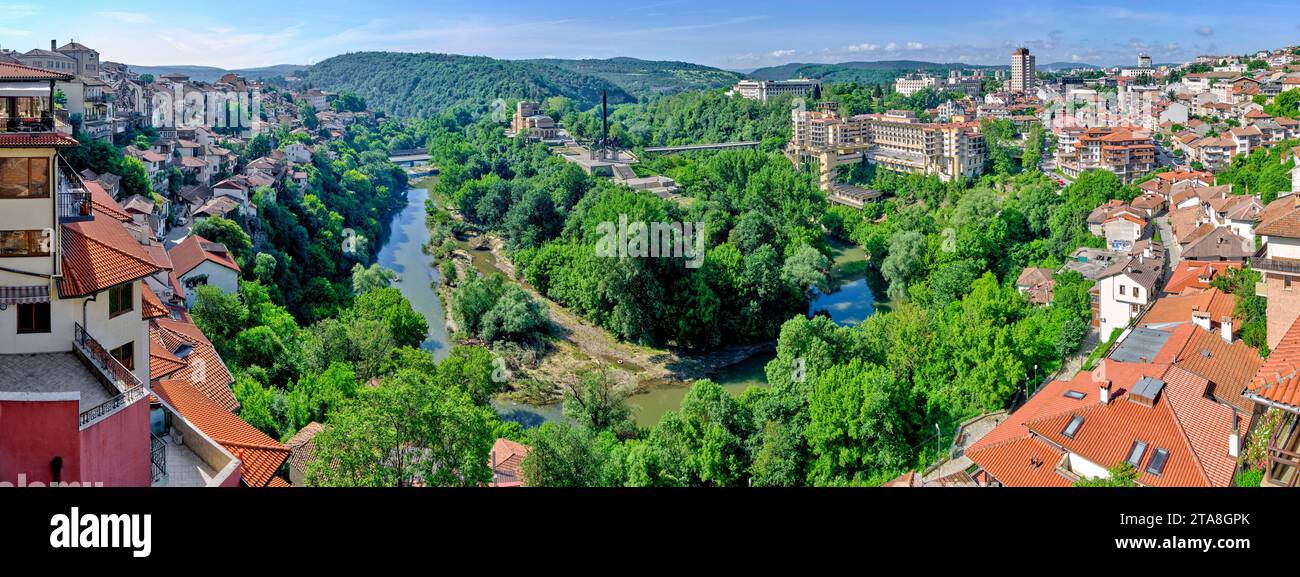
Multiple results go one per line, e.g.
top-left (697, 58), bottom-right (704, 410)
top-left (57, 161), bottom-right (93, 223)
top-left (1249, 257), bottom-right (1300, 276)
top-left (2, 114), bottom-right (55, 133)
top-left (1264, 411), bottom-right (1300, 487)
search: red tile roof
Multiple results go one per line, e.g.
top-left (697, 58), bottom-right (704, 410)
top-left (970, 355), bottom-right (1245, 487)
top-left (1163, 261), bottom-right (1239, 294)
top-left (58, 218), bottom-right (161, 298)
top-left (0, 133), bottom-right (79, 147)
top-left (148, 323), bottom-right (187, 380)
top-left (489, 438), bottom-right (530, 487)
top-left (84, 181), bottom-right (131, 222)
top-left (153, 378), bottom-right (288, 487)
top-left (286, 421), bottom-right (324, 477)
top-left (1256, 195), bottom-right (1300, 239)
top-left (1162, 323), bottom-right (1262, 413)
top-left (0, 61), bottom-right (74, 81)
top-left (1249, 318), bottom-right (1300, 411)
top-left (151, 317), bottom-right (238, 411)
top-left (141, 287), bottom-right (169, 320)
top-left (168, 234), bottom-right (242, 277)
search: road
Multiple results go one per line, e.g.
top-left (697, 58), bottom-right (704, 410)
top-left (1154, 213), bottom-right (1181, 278)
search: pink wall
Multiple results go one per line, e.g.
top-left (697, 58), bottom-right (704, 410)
top-left (221, 465), bottom-right (242, 487)
top-left (78, 400), bottom-right (151, 487)
top-left (0, 399), bottom-right (81, 485)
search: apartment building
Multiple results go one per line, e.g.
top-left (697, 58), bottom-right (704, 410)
top-left (1054, 126), bottom-right (1156, 183)
top-left (733, 78), bottom-right (820, 102)
top-left (0, 61), bottom-right (282, 487)
top-left (1010, 47), bottom-right (1036, 93)
top-left (1253, 195), bottom-right (1300, 350)
top-left (789, 107), bottom-right (986, 183)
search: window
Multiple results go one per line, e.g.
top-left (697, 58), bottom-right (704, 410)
top-left (108, 283), bottom-right (133, 318)
top-left (0, 157), bottom-right (50, 198)
top-left (1119, 285), bottom-right (1126, 295)
top-left (1146, 448), bottom-right (1169, 476)
top-left (1064, 390), bottom-right (1087, 400)
top-left (1286, 276), bottom-right (1293, 291)
top-left (15, 302), bottom-right (50, 333)
top-left (109, 341), bottom-right (134, 370)
top-left (1133, 287), bottom-right (1141, 299)
top-left (0, 230), bottom-right (51, 257)
top-left (1127, 440), bottom-right (1149, 468)
top-left (1062, 415), bottom-right (1085, 439)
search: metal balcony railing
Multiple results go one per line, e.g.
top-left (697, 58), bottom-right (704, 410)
top-left (1, 114), bottom-right (55, 133)
top-left (1250, 257), bottom-right (1300, 276)
top-left (74, 322), bottom-right (141, 392)
top-left (57, 159), bottom-right (93, 223)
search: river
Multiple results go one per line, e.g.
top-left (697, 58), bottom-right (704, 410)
top-left (377, 186), bottom-right (879, 429)
top-left (377, 187), bottom-right (452, 359)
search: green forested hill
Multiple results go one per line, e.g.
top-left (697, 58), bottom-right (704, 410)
top-left (528, 57), bottom-right (742, 98)
top-left (748, 60), bottom-right (1004, 84)
top-left (303, 52), bottom-right (635, 117)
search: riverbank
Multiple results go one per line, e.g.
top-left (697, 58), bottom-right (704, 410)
top-left (417, 180), bottom-right (768, 403)
top-left (406, 179), bottom-right (879, 428)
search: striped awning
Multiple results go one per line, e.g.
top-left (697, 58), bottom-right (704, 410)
top-left (0, 285), bottom-right (49, 304)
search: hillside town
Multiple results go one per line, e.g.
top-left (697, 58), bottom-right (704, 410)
top-left (5, 26), bottom-right (1300, 493)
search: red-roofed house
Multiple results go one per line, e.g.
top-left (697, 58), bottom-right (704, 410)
top-left (0, 91), bottom-right (163, 486)
top-left (970, 339), bottom-right (1248, 487)
top-left (489, 438), bottom-right (530, 487)
top-left (153, 379), bottom-right (289, 487)
top-left (168, 234), bottom-right (241, 304)
top-left (1246, 318), bottom-right (1300, 486)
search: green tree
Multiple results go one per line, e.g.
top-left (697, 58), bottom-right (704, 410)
top-left (305, 369), bottom-right (495, 487)
top-left (350, 262), bottom-right (398, 294)
top-left (521, 422), bottom-right (617, 487)
top-left (562, 369), bottom-right (635, 438)
top-left (805, 360), bottom-right (914, 485)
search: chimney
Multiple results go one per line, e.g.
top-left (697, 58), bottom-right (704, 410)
top-left (1221, 315), bottom-right (1233, 343)
top-left (1228, 412), bottom-right (1240, 458)
top-left (1099, 380), bottom-right (1112, 405)
top-left (1192, 310), bottom-right (1211, 331)
top-left (51, 39), bottom-right (56, 51)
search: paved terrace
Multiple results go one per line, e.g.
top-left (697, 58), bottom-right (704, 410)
top-left (0, 352), bottom-right (115, 412)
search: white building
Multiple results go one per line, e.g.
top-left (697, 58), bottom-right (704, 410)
top-left (732, 79), bottom-right (820, 102)
top-left (1093, 253), bottom-right (1163, 337)
top-left (894, 73), bottom-right (937, 96)
top-left (1010, 47), bottom-right (1036, 93)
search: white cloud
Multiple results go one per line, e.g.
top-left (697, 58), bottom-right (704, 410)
top-left (1195, 25), bottom-right (1213, 36)
top-left (906, 41), bottom-right (924, 50)
top-left (770, 49), bottom-right (796, 58)
top-left (885, 42), bottom-right (898, 51)
top-left (846, 42), bottom-right (878, 52)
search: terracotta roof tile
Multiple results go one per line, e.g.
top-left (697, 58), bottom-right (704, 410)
top-left (0, 61), bottom-right (74, 81)
top-left (1249, 318), bottom-right (1300, 411)
top-left (141, 287), bottom-right (169, 320)
top-left (1164, 261), bottom-right (1239, 294)
top-left (489, 438), bottom-right (530, 487)
top-left (84, 181), bottom-right (131, 222)
top-left (286, 422), bottom-right (324, 475)
top-left (0, 133), bottom-right (79, 147)
top-left (971, 355), bottom-right (1244, 487)
top-left (153, 378), bottom-right (288, 487)
top-left (168, 234), bottom-right (242, 277)
top-left (151, 317), bottom-right (238, 411)
top-left (58, 218), bottom-right (161, 298)
top-left (1164, 323), bottom-right (1262, 412)
top-left (1256, 195), bottom-right (1300, 239)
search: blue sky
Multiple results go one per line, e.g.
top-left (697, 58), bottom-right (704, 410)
top-left (2, 1), bottom-right (1298, 70)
